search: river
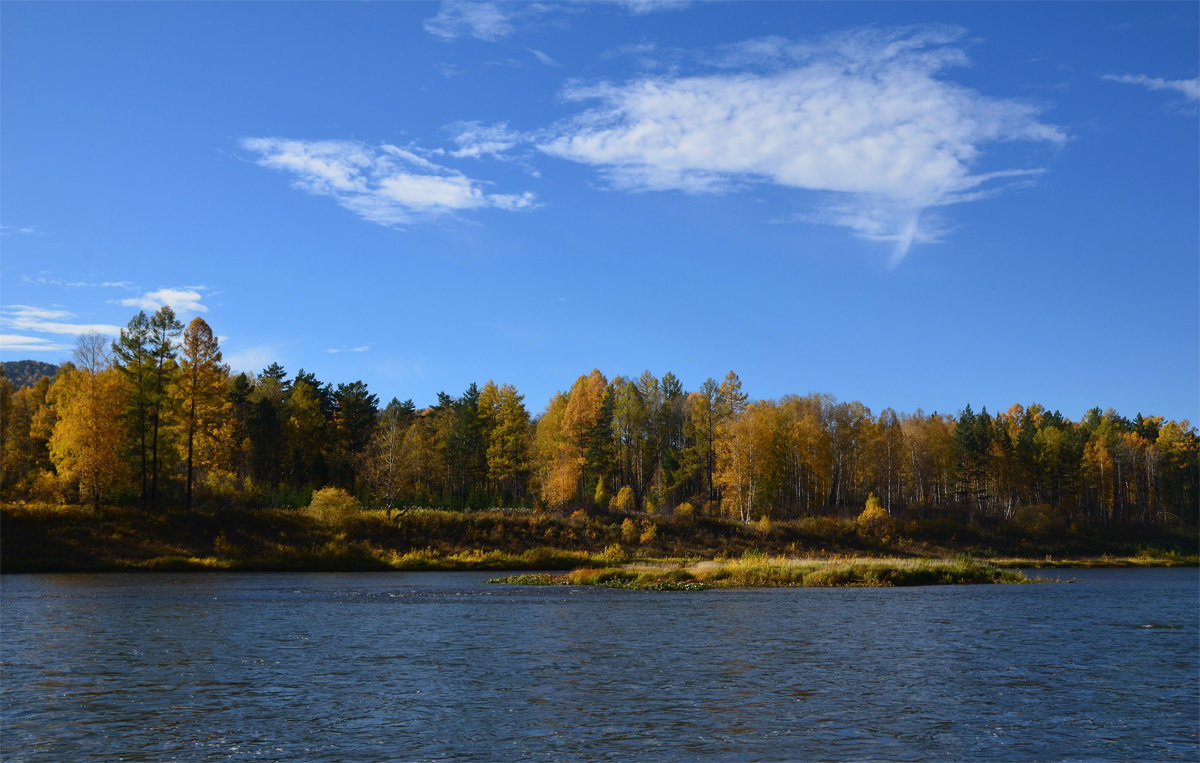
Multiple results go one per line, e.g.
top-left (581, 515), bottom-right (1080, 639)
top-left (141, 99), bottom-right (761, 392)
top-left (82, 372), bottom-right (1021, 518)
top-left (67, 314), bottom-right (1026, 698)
top-left (2, 568), bottom-right (1196, 761)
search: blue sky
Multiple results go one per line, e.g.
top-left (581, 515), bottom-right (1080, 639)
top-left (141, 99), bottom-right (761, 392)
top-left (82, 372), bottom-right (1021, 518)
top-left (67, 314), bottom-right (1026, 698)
top-left (2, 1), bottom-right (1197, 422)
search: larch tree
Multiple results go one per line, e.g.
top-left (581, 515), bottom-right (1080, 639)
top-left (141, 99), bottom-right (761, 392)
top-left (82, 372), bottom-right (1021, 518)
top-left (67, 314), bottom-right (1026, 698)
top-left (560, 369), bottom-right (608, 502)
top-left (535, 391), bottom-right (576, 508)
top-left (486, 383), bottom-right (531, 505)
top-left (177, 317), bottom-right (229, 510)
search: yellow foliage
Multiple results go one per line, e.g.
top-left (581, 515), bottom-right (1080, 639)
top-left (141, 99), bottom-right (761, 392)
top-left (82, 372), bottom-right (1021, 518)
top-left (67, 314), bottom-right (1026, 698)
top-left (620, 516), bottom-right (638, 543)
top-left (47, 363), bottom-right (127, 509)
top-left (674, 501), bottom-right (695, 519)
top-left (639, 520), bottom-right (657, 545)
top-left (613, 485), bottom-right (635, 513)
top-left (857, 493), bottom-right (893, 536)
top-left (309, 487), bottom-right (360, 523)
top-left (30, 469), bottom-right (65, 504)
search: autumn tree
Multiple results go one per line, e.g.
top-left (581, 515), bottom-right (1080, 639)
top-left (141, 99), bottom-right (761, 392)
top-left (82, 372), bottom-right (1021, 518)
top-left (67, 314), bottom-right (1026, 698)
top-left (176, 317), bottom-right (229, 510)
top-left (560, 369), bottom-right (609, 505)
top-left (715, 400), bottom-right (772, 523)
top-left (1, 371), bottom-right (54, 497)
top-left (46, 334), bottom-right (129, 509)
top-left (284, 374), bottom-right (328, 489)
top-left (483, 383), bottom-right (532, 505)
top-left (361, 398), bottom-right (414, 513)
top-left (535, 391), bottom-right (576, 509)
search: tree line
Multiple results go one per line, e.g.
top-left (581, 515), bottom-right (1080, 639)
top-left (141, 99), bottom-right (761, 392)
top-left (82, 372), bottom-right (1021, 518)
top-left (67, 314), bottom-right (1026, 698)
top-left (2, 307), bottom-right (1197, 528)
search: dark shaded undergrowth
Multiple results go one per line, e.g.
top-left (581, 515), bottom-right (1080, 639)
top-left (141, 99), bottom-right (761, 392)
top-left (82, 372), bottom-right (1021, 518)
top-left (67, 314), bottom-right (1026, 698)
top-left (1, 502), bottom-right (1195, 573)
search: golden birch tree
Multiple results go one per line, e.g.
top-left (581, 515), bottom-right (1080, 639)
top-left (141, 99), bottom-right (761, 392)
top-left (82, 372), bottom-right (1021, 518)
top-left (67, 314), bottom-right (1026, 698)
top-left (47, 334), bottom-right (128, 510)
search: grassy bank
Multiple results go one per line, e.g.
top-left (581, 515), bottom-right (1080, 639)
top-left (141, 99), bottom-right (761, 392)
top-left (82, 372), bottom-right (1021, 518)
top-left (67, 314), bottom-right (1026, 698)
top-left (488, 556), bottom-right (1031, 589)
top-left (1, 502), bottom-right (1194, 573)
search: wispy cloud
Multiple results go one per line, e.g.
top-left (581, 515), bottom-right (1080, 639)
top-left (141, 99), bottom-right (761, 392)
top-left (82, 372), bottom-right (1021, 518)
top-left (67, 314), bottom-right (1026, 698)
top-left (327, 345), bottom-right (370, 354)
top-left (0, 334), bottom-right (73, 354)
top-left (528, 48), bottom-right (561, 68)
top-left (120, 287), bottom-right (209, 314)
top-left (1102, 73), bottom-right (1200, 102)
top-left (0, 305), bottom-right (123, 338)
top-left (618, 0), bottom-right (692, 15)
top-left (449, 122), bottom-right (526, 160)
top-left (0, 225), bottom-right (42, 236)
top-left (538, 27), bottom-right (1065, 263)
top-left (241, 138), bottom-right (537, 226)
top-left (22, 273), bottom-right (136, 290)
top-left (425, 1), bottom-right (518, 42)
top-left (424, 0), bottom-right (689, 42)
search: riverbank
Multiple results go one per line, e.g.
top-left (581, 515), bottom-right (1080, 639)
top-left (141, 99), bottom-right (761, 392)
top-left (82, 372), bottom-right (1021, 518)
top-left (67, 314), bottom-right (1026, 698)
top-left (2, 502), bottom-right (1194, 573)
top-left (489, 556), bottom-right (1032, 589)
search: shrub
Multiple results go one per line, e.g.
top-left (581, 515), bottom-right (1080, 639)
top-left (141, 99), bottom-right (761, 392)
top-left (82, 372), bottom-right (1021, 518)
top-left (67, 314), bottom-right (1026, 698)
top-left (30, 470), bottom-right (66, 504)
top-left (620, 516), bottom-right (638, 543)
top-left (1013, 504), bottom-right (1061, 536)
top-left (603, 543), bottom-right (629, 563)
top-left (613, 486), bottom-right (635, 513)
top-left (593, 481), bottom-right (609, 510)
top-left (639, 520), bottom-right (657, 545)
top-left (674, 501), bottom-right (695, 520)
top-left (857, 493), bottom-right (893, 537)
top-left (309, 487), bottom-right (360, 524)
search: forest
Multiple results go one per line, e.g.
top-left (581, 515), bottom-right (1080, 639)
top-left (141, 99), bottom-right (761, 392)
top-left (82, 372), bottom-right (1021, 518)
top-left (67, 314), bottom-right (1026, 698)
top-left (2, 306), bottom-right (1197, 535)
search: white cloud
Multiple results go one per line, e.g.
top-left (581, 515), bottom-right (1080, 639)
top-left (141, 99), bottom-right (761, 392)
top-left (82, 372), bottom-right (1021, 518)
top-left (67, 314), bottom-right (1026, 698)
top-left (449, 122), bottom-right (525, 159)
top-left (425, 1), bottom-right (516, 41)
top-left (0, 334), bottom-right (72, 354)
top-left (0, 305), bottom-right (123, 337)
top-left (120, 288), bottom-right (209, 314)
top-left (225, 346), bottom-right (277, 374)
top-left (0, 225), bottom-right (41, 236)
top-left (424, 0), bottom-right (690, 42)
top-left (22, 273), bottom-right (136, 290)
top-left (528, 48), bottom-right (561, 68)
top-left (241, 137), bottom-right (537, 226)
top-left (539, 27), bottom-right (1065, 262)
top-left (1102, 73), bottom-right (1200, 102)
top-left (327, 345), bottom-right (370, 354)
top-left (617, 0), bottom-right (692, 15)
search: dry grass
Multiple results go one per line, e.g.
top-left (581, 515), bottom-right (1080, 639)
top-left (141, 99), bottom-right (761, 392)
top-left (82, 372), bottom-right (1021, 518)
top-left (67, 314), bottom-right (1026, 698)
top-left (491, 555), bottom-right (1031, 589)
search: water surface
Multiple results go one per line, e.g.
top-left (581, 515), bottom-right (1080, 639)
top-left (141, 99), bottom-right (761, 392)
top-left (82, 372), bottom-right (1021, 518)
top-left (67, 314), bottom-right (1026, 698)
top-left (2, 569), bottom-right (1196, 761)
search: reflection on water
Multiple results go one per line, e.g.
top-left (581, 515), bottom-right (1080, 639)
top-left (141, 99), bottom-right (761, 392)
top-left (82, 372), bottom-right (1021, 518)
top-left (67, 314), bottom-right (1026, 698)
top-left (2, 569), bottom-right (1197, 761)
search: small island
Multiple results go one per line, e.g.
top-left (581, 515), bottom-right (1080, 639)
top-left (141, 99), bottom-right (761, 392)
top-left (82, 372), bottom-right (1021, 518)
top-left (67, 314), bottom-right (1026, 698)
top-left (488, 555), bottom-right (1032, 589)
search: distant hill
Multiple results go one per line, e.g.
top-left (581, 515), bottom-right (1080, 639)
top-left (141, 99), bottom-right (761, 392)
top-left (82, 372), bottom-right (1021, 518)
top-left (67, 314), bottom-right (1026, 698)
top-left (1, 360), bottom-right (59, 389)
